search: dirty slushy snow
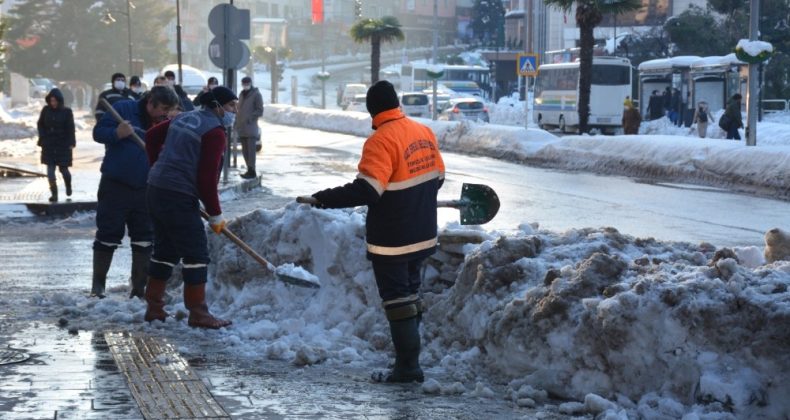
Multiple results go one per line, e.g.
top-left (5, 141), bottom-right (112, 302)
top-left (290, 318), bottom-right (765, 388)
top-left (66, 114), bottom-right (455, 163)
top-left (25, 201), bottom-right (790, 419)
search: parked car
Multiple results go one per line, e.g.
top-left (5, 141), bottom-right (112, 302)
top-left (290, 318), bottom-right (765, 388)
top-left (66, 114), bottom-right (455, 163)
top-left (30, 77), bottom-right (56, 98)
top-left (160, 64), bottom-right (208, 95)
top-left (439, 97), bottom-right (489, 122)
top-left (399, 92), bottom-right (430, 118)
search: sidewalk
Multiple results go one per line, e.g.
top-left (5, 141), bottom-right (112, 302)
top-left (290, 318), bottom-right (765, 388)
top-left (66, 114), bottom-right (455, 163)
top-left (0, 153), bottom-right (261, 217)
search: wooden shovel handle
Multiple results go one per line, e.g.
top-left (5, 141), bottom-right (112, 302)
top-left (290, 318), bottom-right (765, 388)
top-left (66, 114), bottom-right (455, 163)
top-left (296, 196), bottom-right (319, 205)
top-left (99, 98), bottom-right (146, 149)
top-left (200, 209), bottom-right (274, 271)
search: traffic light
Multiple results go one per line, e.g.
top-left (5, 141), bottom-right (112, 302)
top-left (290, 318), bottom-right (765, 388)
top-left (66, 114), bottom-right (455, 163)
top-left (354, 0), bottom-right (362, 19)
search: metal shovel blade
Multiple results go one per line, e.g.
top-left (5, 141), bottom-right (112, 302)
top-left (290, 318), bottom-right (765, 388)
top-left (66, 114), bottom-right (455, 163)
top-left (437, 183), bottom-right (501, 225)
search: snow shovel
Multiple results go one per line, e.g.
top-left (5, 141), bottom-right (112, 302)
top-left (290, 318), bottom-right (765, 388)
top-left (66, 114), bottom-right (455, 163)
top-left (199, 210), bottom-right (320, 289)
top-left (296, 182), bottom-right (500, 225)
top-left (100, 98), bottom-right (320, 288)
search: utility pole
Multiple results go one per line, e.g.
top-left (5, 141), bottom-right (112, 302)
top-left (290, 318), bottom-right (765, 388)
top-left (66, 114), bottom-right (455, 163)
top-left (431, 0), bottom-right (438, 64)
top-left (126, 0), bottom-right (133, 76)
top-left (746, 0), bottom-right (759, 146)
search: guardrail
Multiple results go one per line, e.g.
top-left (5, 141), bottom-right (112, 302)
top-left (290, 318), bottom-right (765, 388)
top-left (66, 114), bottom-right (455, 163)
top-left (763, 99), bottom-right (789, 114)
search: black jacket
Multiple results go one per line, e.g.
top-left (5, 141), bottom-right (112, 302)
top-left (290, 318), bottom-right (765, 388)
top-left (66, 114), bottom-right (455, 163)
top-left (38, 88), bottom-right (76, 166)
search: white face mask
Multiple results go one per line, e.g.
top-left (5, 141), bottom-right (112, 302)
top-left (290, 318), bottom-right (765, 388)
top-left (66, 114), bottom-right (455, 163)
top-left (242, 84), bottom-right (251, 91)
top-left (114, 80), bottom-right (126, 90)
top-left (208, 84), bottom-right (218, 89)
top-left (132, 86), bottom-right (142, 94)
top-left (167, 79), bottom-right (175, 87)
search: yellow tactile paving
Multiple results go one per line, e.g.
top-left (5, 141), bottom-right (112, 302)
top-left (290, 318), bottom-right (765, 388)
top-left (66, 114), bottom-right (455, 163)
top-left (105, 332), bottom-right (230, 419)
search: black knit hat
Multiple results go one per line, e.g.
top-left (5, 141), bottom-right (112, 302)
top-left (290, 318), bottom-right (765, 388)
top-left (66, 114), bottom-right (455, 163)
top-left (111, 72), bottom-right (125, 82)
top-left (241, 76), bottom-right (252, 84)
top-left (366, 80), bottom-right (399, 117)
top-left (211, 86), bottom-right (238, 105)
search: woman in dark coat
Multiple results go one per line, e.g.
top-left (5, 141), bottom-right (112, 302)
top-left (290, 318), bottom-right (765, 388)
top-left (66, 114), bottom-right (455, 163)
top-left (37, 88), bottom-right (75, 202)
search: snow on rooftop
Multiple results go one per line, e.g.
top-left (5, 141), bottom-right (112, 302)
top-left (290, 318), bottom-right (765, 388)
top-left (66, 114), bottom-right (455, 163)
top-left (638, 56), bottom-right (704, 71)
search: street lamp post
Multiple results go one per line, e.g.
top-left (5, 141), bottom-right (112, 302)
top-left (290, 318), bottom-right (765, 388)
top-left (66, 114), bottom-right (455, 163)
top-left (101, 1), bottom-right (136, 76)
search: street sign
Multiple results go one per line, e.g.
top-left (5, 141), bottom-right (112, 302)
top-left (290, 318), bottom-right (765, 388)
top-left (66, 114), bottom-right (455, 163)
top-left (517, 53), bottom-right (539, 77)
top-left (208, 38), bottom-right (249, 70)
top-left (207, 3), bottom-right (251, 70)
top-left (208, 4), bottom-right (250, 39)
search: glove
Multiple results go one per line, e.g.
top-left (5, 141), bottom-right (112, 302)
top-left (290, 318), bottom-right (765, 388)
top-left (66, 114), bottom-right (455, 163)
top-left (208, 214), bottom-right (226, 234)
top-left (310, 193), bottom-right (327, 209)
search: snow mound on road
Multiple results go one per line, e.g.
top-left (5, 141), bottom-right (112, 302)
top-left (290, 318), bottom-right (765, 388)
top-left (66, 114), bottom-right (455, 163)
top-left (209, 204), bottom-right (790, 418)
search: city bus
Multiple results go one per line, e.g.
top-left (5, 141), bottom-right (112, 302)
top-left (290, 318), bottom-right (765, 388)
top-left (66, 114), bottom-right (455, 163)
top-left (400, 63), bottom-right (489, 98)
top-left (533, 56), bottom-right (632, 133)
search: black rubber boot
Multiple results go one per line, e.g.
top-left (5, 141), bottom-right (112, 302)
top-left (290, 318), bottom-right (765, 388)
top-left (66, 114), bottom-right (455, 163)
top-left (91, 248), bottom-right (114, 298)
top-left (129, 248), bottom-right (150, 299)
top-left (64, 175), bottom-right (72, 197)
top-left (372, 316), bottom-right (424, 383)
top-left (48, 180), bottom-right (58, 202)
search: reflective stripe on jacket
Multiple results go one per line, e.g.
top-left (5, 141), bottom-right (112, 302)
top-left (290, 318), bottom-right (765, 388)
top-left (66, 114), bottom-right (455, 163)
top-left (360, 108), bottom-right (445, 262)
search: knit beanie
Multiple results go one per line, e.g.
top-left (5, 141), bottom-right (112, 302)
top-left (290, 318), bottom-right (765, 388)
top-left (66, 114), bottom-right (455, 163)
top-left (366, 80), bottom-right (400, 117)
top-left (200, 86), bottom-right (238, 108)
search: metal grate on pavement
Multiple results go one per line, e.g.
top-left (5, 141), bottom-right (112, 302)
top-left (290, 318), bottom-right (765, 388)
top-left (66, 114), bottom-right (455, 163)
top-left (104, 332), bottom-right (230, 420)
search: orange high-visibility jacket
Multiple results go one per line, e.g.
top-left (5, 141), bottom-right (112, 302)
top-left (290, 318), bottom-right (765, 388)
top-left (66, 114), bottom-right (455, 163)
top-left (359, 108), bottom-right (445, 262)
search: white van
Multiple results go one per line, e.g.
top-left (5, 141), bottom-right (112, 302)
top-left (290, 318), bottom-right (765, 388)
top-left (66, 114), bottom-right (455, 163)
top-left (400, 92), bottom-right (430, 118)
top-left (341, 84), bottom-right (367, 109)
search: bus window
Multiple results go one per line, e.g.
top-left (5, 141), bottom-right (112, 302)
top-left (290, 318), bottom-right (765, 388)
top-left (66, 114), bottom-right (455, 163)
top-left (591, 65), bottom-right (630, 85)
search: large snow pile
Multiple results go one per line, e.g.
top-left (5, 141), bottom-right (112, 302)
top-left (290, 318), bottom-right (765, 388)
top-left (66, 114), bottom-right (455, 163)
top-left (209, 204), bottom-right (790, 418)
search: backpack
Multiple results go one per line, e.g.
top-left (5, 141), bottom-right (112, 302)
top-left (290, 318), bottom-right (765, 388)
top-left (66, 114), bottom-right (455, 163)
top-left (698, 110), bottom-right (708, 123)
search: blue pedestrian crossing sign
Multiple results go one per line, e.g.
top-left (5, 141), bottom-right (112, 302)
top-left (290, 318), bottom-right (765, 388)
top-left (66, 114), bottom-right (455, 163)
top-left (517, 53), bottom-right (539, 77)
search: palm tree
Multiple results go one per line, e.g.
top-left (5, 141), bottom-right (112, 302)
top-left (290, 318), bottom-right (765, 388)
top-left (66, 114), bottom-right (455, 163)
top-left (543, 0), bottom-right (641, 133)
top-left (350, 16), bottom-right (404, 84)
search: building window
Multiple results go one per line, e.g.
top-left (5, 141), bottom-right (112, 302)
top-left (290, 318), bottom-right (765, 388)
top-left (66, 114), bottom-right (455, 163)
top-left (272, 4), bottom-right (278, 18)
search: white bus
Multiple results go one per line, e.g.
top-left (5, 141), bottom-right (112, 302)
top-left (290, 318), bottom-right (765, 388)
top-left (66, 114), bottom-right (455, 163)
top-left (534, 56), bottom-right (632, 133)
top-left (400, 64), bottom-right (489, 97)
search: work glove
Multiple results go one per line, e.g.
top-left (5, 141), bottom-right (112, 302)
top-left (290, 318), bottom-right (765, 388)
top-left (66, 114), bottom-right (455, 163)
top-left (310, 192), bottom-right (328, 209)
top-left (208, 214), bottom-right (226, 234)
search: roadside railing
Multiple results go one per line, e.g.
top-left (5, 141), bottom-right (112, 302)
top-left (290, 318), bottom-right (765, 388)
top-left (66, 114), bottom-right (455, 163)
top-left (762, 99), bottom-right (789, 114)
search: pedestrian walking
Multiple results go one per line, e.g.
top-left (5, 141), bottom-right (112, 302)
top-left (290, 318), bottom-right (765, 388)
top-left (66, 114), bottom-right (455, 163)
top-left (37, 88), bottom-right (75, 202)
top-left (192, 77), bottom-right (219, 108)
top-left (235, 76), bottom-right (264, 179)
top-left (94, 72), bottom-right (133, 122)
top-left (693, 101), bottom-right (713, 138)
top-left (90, 86), bottom-right (180, 299)
top-left (721, 93), bottom-right (743, 140)
top-left (669, 88), bottom-right (681, 125)
top-left (308, 80), bottom-right (445, 383)
top-left (143, 86), bottom-right (237, 329)
top-left (622, 100), bottom-right (641, 135)
top-left (164, 70), bottom-right (195, 112)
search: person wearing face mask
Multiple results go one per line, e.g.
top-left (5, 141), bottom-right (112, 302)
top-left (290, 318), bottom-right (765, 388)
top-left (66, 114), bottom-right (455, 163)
top-left (164, 70), bottom-right (195, 112)
top-left (94, 72), bottom-right (134, 122)
top-left (129, 76), bottom-right (144, 100)
top-left (90, 86), bottom-right (180, 300)
top-left (234, 76), bottom-right (263, 179)
top-left (193, 77), bottom-right (219, 108)
top-left (37, 88), bottom-right (76, 202)
top-left (143, 86), bottom-right (238, 329)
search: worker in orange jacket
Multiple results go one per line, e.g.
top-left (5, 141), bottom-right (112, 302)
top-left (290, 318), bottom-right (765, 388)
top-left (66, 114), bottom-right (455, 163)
top-left (310, 80), bottom-right (445, 383)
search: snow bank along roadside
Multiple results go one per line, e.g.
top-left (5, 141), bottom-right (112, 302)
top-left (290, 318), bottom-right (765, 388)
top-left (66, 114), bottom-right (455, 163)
top-left (204, 204), bottom-right (788, 418)
top-left (263, 104), bottom-right (790, 200)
